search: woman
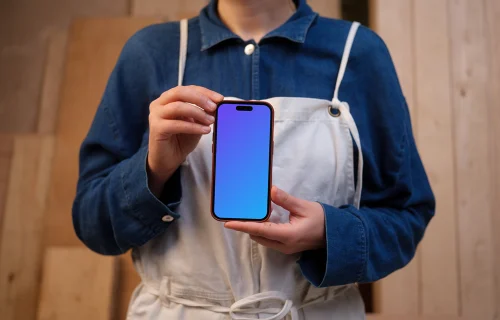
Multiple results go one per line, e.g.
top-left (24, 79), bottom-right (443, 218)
top-left (73, 0), bottom-right (435, 319)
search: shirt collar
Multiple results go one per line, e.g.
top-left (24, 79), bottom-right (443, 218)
top-left (199, 0), bottom-right (318, 51)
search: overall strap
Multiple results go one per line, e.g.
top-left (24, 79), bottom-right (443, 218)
top-left (332, 22), bottom-right (360, 103)
top-left (178, 19), bottom-right (188, 86)
top-left (337, 102), bottom-right (363, 209)
top-left (332, 21), bottom-right (363, 209)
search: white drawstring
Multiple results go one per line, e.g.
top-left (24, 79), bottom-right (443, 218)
top-left (146, 281), bottom-right (354, 320)
top-left (147, 285), bottom-right (300, 320)
top-left (229, 291), bottom-right (298, 320)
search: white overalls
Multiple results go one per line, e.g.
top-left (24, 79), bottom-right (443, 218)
top-left (128, 19), bottom-right (366, 320)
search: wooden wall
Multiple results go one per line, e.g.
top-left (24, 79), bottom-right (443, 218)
top-left (131, 0), bottom-right (341, 20)
top-left (0, 0), bottom-right (498, 319)
top-left (371, 0), bottom-right (500, 318)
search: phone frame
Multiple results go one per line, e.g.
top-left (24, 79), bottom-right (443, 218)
top-left (210, 100), bottom-right (274, 222)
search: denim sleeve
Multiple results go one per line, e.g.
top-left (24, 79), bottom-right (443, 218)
top-left (72, 28), bottom-right (182, 255)
top-left (298, 26), bottom-right (435, 287)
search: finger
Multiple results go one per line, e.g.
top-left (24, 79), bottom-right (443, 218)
top-left (155, 102), bottom-right (215, 125)
top-left (271, 186), bottom-right (306, 212)
top-left (224, 221), bottom-right (290, 242)
top-left (155, 86), bottom-right (223, 112)
top-left (156, 119), bottom-right (211, 135)
top-left (249, 235), bottom-right (291, 254)
top-left (191, 86), bottom-right (224, 103)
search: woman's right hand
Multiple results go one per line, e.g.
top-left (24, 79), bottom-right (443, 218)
top-left (147, 85), bottom-right (224, 196)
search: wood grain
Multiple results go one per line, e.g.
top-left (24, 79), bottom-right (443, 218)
top-left (44, 18), bottom-right (160, 319)
top-left (0, 41), bottom-right (47, 133)
top-left (485, 0), bottom-right (500, 317)
top-left (0, 135), bottom-right (14, 240)
top-left (37, 247), bottom-right (117, 320)
top-left (131, 0), bottom-right (341, 21)
top-left (308, 0), bottom-right (341, 18)
top-left (449, 0), bottom-right (496, 318)
top-left (0, 135), bottom-right (54, 320)
top-left (0, 0), bottom-right (128, 134)
top-left (132, 0), bottom-right (207, 19)
top-left (370, 0), bottom-right (416, 123)
top-left (370, 0), bottom-right (420, 314)
top-left (37, 28), bottom-right (68, 134)
top-left (366, 315), bottom-right (464, 320)
top-left (0, 0), bottom-right (128, 45)
top-left (413, 0), bottom-right (459, 315)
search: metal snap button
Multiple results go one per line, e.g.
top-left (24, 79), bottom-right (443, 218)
top-left (328, 105), bottom-right (341, 117)
top-left (162, 215), bottom-right (174, 222)
top-left (244, 44), bottom-right (255, 55)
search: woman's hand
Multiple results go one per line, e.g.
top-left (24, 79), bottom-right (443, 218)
top-left (148, 85), bottom-right (224, 196)
top-left (224, 186), bottom-right (326, 254)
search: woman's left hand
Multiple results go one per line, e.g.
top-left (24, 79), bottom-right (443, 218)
top-left (224, 186), bottom-right (326, 255)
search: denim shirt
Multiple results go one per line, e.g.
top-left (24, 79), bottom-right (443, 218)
top-left (73, 0), bottom-right (435, 287)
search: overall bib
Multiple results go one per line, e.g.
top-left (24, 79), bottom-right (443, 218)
top-left (128, 19), bottom-right (365, 320)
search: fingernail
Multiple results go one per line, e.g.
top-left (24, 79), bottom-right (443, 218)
top-left (206, 114), bottom-right (215, 122)
top-left (215, 93), bottom-right (224, 101)
top-left (275, 188), bottom-right (282, 199)
top-left (202, 126), bottom-right (211, 133)
top-left (208, 100), bottom-right (217, 110)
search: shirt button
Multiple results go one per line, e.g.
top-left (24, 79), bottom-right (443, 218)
top-left (244, 44), bottom-right (255, 55)
top-left (162, 215), bottom-right (174, 222)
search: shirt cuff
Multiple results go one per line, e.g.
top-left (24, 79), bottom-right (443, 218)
top-left (120, 145), bottom-right (182, 238)
top-left (298, 203), bottom-right (367, 287)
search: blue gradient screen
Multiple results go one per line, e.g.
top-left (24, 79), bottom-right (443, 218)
top-left (213, 102), bottom-right (272, 220)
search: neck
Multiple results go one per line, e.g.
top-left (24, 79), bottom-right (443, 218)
top-left (217, 0), bottom-right (296, 43)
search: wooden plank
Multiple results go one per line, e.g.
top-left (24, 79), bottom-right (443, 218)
top-left (0, 0), bottom-right (128, 134)
top-left (308, 0), bottom-right (341, 19)
top-left (0, 135), bottom-right (55, 320)
top-left (0, 0), bottom-right (128, 46)
top-left (0, 41), bottom-right (47, 133)
top-left (37, 247), bottom-right (117, 320)
top-left (37, 28), bottom-right (68, 134)
top-left (132, 0), bottom-right (341, 20)
top-left (448, 0), bottom-right (496, 318)
top-left (370, 0), bottom-right (416, 123)
top-left (367, 316), bottom-right (464, 320)
top-left (372, 260), bottom-right (420, 314)
top-left (0, 135), bottom-right (14, 240)
top-left (413, 0), bottom-right (459, 315)
top-left (370, 0), bottom-right (420, 314)
top-left (485, 0), bottom-right (500, 317)
top-left (44, 18), bottom-right (160, 318)
top-left (132, 0), bottom-right (207, 19)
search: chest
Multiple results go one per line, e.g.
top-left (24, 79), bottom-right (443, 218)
top-left (173, 43), bottom-right (352, 101)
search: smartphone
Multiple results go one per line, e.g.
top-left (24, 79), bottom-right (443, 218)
top-left (211, 100), bottom-right (274, 222)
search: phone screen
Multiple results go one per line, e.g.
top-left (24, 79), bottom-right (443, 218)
top-left (212, 101), bottom-right (273, 221)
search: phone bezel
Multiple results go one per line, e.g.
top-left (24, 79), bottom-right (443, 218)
top-left (210, 100), bottom-right (274, 222)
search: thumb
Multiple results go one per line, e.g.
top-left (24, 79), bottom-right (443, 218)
top-left (271, 186), bottom-right (304, 211)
